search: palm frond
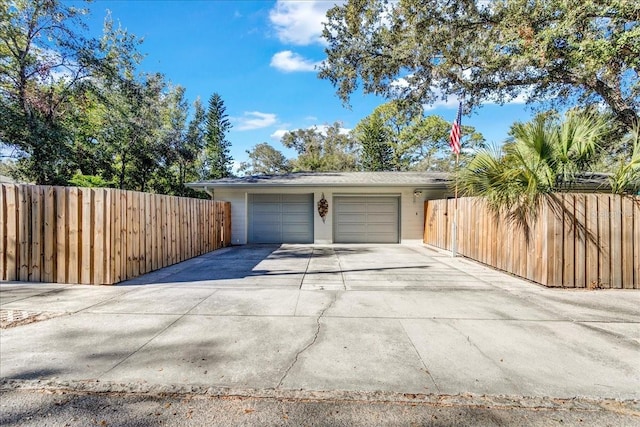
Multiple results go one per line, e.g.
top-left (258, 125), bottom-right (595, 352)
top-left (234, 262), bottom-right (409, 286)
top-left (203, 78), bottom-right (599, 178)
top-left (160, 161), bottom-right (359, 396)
top-left (610, 125), bottom-right (640, 195)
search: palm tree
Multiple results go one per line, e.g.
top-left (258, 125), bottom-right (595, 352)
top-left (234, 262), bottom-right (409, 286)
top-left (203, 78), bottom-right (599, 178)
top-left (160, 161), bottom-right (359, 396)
top-left (458, 109), bottom-right (610, 224)
top-left (610, 125), bottom-right (640, 195)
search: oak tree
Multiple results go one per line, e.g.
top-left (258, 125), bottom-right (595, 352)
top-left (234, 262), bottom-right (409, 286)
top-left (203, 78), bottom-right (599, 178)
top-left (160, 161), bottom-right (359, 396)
top-left (320, 0), bottom-right (639, 131)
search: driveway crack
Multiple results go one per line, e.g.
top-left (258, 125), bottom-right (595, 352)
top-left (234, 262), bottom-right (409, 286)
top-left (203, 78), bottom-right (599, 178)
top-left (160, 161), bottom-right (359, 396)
top-left (276, 291), bottom-right (338, 388)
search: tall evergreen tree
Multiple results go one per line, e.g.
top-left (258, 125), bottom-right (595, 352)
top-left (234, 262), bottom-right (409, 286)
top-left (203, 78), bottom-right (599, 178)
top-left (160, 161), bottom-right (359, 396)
top-left (202, 93), bottom-right (233, 179)
top-left (353, 113), bottom-right (393, 171)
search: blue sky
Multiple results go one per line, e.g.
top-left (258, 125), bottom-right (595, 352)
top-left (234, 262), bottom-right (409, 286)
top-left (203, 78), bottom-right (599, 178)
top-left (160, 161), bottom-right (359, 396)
top-left (78, 0), bottom-right (536, 169)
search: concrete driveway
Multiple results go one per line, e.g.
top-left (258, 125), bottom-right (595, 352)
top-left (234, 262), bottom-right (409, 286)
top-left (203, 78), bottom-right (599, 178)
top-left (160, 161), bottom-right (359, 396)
top-left (1, 244), bottom-right (639, 402)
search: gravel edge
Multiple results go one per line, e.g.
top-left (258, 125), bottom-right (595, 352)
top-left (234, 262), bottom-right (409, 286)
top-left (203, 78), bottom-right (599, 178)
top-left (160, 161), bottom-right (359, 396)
top-left (1, 378), bottom-right (638, 416)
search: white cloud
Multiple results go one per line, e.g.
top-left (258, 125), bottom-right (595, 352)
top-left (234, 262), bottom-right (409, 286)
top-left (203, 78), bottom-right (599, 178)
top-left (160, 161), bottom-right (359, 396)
top-left (270, 50), bottom-right (321, 72)
top-left (313, 124), bottom-right (351, 136)
top-left (234, 111), bottom-right (278, 131)
top-left (422, 96), bottom-right (462, 111)
top-left (270, 124), bottom-right (351, 141)
top-left (269, 0), bottom-right (344, 45)
top-left (270, 129), bottom-right (289, 140)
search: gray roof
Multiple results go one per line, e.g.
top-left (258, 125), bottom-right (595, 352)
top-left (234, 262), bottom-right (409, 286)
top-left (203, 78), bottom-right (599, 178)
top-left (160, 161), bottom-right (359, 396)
top-left (187, 172), bottom-right (451, 189)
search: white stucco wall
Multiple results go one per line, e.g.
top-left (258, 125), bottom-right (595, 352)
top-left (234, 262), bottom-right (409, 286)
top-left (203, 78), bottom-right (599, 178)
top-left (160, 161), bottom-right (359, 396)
top-left (212, 186), bottom-right (448, 245)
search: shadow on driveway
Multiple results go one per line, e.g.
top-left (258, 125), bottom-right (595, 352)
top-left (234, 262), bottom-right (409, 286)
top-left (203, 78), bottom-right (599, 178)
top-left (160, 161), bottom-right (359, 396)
top-left (117, 244), bottom-right (432, 286)
top-left (118, 245), bottom-right (288, 285)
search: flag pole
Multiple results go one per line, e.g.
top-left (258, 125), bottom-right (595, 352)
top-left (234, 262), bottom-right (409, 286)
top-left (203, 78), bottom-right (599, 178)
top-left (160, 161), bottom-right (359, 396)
top-left (452, 151), bottom-right (459, 258)
top-left (449, 101), bottom-right (462, 258)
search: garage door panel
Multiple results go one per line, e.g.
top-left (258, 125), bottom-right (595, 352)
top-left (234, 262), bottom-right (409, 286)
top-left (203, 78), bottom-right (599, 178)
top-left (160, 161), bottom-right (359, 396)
top-left (252, 204), bottom-right (281, 214)
top-left (248, 194), bottom-right (313, 243)
top-left (368, 233), bottom-right (396, 242)
top-left (334, 196), bottom-right (399, 244)
top-left (368, 223), bottom-right (397, 233)
top-left (336, 223), bottom-right (367, 233)
top-left (253, 212), bottom-right (282, 222)
top-left (336, 202), bottom-right (366, 213)
top-left (282, 233), bottom-right (311, 243)
top-left (284, 220), bottom-right (311, 230)
top-left (367, 203), bottom-right (397, 213)
top-left (366, 213), bottom-right (397, 222)
top-left (282, 194), bottom-right (312, 203)
top-left (251, 194), bottom-right (280, 203)
top-left (251, 221), bottom-right (283, 241)
top-left (337, 213), bottom-right (367, 223)
top-left (281, 204), bottom-right (310, 214)
top-left (336, 233), bottom-right (368, 244)
top-left (283, 212), bottom-right (311, 222)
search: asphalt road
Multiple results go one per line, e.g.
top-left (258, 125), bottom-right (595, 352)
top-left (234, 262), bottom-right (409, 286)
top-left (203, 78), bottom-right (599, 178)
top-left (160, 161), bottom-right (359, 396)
top-left (2, 388), bottom-right (639, 427)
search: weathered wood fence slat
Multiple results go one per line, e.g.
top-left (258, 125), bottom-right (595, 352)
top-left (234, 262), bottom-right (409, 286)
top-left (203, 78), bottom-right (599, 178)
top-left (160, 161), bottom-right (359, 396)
top-left (0, 184), bottom-right (231, 285)
top-left (424, 194), bottom-right (639, 289)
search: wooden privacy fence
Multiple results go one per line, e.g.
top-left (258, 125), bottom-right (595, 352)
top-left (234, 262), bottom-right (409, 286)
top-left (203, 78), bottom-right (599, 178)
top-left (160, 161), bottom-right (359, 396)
top-left (0, 184), bottom-right (231, 285)
top-left (424, 194), bottom-right (639, 289)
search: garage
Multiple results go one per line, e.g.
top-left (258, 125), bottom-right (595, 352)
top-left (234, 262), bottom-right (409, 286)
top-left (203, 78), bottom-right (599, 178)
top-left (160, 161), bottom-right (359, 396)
top-left (247, 194), bottom-right (313, 243)
top-left (333, 196), bottom-right (399, 243)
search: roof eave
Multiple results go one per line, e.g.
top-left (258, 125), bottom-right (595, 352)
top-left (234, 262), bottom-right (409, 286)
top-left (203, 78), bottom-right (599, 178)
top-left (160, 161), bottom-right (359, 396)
top-left (186, 181), bottom-right (451, 190)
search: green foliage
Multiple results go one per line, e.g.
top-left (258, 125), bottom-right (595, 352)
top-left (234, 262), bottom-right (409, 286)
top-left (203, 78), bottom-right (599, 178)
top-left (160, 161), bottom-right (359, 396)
top-left (282, 122), bottom-right (357, 172)
top-left (610, 125), bottom-right (640, 194)
top-left (459, 109), bottom-right (611, 223)
top-left (353, 112), bottom-right (393, 171)
top-left (320, 0), bottom-right (639, 131)
top-left (68, 172), bottom-right (113, 188)
top-left (239, 143), bottom-right (291, 176)
top-left (0, 0), bottom-right (142, 185)
top-left (202, 93), bottom-right (233, 180)
top-left (0, 1), bottom-right (226, 196)
top-left (353, 101), bottom-right (485, 171)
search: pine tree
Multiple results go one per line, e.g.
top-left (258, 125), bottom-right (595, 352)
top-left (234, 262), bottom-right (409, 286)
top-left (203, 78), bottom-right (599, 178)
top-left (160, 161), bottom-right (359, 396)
top-left (354, 113), bottom-right (393, 171)
top-left (202, 93), bottom-right (233, 179)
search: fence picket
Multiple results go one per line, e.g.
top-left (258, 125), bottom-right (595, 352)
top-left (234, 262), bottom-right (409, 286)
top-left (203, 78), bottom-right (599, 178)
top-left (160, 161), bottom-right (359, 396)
top-left (4, 186), bottom-right (18, 281)
top-left (562, 194), bottom-right (575, 288)
top-left (634, 198), bottom-right (640, 288)
top-left (43, 186), bottom-right (56, 282)
top-left (0, 186), bottom-right (5, 280)
top-left (573, 194), bottom-right (587, 288)
top-left (609, 195), bottom-right (622, 289)
top-left (17, 186), bottom-right (29, 281)
top-left (597, 194), bottom-right (611, 288)
top-left (422, 194), bottom-right (636, 289)
top-left (55, 187), bottom-right (69, 283)
top-left (1, 184), bottom-right (230, 285)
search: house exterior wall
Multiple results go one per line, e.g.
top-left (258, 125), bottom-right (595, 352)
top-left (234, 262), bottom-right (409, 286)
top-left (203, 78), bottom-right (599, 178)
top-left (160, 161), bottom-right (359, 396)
top-left (213, 186), bottom-right (448, 245)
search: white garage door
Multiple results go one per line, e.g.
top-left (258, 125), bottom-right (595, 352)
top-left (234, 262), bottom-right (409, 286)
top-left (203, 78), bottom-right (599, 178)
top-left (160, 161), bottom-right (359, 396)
top-left (334, 196), bottom-right (399, 243)
top-left (248, 194), bottom-right (313, 243)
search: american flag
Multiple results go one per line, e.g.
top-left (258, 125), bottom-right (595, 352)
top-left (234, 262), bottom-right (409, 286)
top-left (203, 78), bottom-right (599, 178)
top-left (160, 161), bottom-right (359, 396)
top-left (449, 102), bottom-right (462, 155)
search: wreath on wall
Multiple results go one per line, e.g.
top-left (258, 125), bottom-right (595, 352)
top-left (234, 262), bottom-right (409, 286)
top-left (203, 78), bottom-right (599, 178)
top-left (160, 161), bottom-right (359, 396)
top-left (317, 193), bottom-right (329, 223)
